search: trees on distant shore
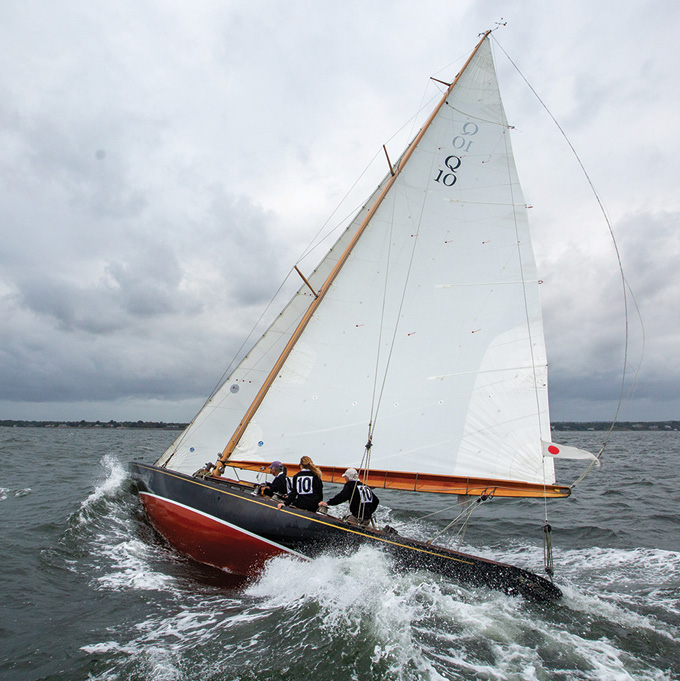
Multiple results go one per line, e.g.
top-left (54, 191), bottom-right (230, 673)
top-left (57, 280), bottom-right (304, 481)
top-left (0, 420), bottom-right (677, 431)
top-left (0, 420), bottom-right (187, 429)
top-left (552, 421), bottom-right (679, 431)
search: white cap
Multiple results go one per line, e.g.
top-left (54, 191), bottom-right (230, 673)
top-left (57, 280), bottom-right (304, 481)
top-left (342, 468), bottom-right (358, 481)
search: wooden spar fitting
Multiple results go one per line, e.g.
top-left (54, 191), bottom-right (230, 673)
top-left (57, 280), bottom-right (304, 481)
top-left (215, 31), bottom-right (493, 470)
top-left (383, 145), bottom-right (395, 176)
top-left (294, 265), bottom-right (319, 298)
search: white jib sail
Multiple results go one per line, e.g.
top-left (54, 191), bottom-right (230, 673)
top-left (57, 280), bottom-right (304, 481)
top-left (160, 36), bottom-right (556, 489)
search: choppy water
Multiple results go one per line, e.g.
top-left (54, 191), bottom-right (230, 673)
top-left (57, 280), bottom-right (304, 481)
top-left (1, 428), bottom-right (678, 680)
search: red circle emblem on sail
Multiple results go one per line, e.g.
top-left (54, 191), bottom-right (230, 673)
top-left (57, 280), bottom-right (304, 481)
top-left (548, 445), bottom-right (560, 455)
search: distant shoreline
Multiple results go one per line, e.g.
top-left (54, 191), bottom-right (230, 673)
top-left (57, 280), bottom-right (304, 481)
top-left (0, 420), bottom-right (187, 430)
top-left (0, 419), bottom-right (678, 431)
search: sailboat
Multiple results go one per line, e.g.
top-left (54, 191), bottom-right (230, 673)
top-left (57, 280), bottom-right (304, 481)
top-left (130, 31), bottom-right (598, 601)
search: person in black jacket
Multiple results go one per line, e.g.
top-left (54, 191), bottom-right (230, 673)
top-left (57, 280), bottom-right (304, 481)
top-left (279, 456), bottom-right (323, 512)
top-left (318, 468), bottom-right (379, 526)
top-left (262, 461), bottom-right (291, 499)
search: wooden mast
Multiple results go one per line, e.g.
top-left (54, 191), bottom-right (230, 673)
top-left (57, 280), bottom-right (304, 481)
top-left (215, 31), bottom-right (492, 472)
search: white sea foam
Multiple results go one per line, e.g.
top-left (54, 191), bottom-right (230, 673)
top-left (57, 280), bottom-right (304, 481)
top-left (80, 637), bottom-right (185, 681)
top-left (80, 641), bottom-right (123, 654)
top-left (94, 537), bottom-right (176, 592)
top-left (0, 486), bottom-right (32, 501)
top-left (69, 454), bottom-right (180, 594)
top-left (244, 547), bottom-right (677, 681)
top-left (247, 549), bottom-right (522, 679)
top-left (77, 454), bottom-right (128, 518)
top-left (74, 455), bottom-right (679, 681)
top-left (77, 542), bottom-right (679, 681)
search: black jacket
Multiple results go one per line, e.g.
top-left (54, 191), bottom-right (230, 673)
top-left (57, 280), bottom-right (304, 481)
top-left (285, 469), bottom-right (323, 511)
top-left (327, 480), bottom-right (379, 520)
top-left (262, 471), bottom-right (290, 498)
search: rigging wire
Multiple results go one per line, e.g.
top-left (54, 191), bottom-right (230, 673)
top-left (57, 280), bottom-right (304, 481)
top-left (491, 34), bottom-right (644, 484)
top-left (492, 36), bottom-right (555, 575)
top-left (295, 148), bottom-right (383, 266)
top-left (162, 268), bottom-right (299, 465)
top-left (365, 99), bottom-right (446, 446)
top-left (425, 494), bottom-right (493, 549)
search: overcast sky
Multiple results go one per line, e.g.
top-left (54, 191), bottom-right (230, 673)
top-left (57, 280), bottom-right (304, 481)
top-left (1, 1), bottom-right (678, 423)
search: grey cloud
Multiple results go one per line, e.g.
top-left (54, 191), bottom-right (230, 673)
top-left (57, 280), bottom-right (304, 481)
top-left (1, 1), bottom-right (678, 422)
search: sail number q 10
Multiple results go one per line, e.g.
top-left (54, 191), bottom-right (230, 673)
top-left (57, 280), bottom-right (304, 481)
top-left (433, 121), bottom-right (479, 187)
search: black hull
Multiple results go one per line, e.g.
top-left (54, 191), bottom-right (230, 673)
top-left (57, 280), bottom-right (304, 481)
top-left (129, 461), bottom-right (561, 602)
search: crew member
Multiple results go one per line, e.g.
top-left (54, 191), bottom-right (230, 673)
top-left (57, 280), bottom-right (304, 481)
top-left (262, 461), bottom-right (291, 498)
top-left (318, 468), bottom-right (379, 526)
top-left (280, 456), bottom-right (323, 512)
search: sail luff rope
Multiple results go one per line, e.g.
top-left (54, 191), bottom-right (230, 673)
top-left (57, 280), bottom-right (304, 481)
top-left (491, 34), bottom-right (638, 485)
top-left (358, 190), bottom-right (398, 501)
top-left (365, 173), bottom-right (428, 444)
top-left (366, 192), bottom-right (397, 444)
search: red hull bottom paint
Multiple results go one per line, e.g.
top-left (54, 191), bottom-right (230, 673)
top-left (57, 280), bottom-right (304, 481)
top-left (140, 492), bottom-right (295, 574)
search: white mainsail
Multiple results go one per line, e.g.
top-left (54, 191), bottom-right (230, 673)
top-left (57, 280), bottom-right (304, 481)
top-left (159, 35), bottom-right (559, 494)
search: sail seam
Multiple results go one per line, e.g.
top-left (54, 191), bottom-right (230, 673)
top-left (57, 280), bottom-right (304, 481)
top-left (444, 103), bottom-right (514, 130)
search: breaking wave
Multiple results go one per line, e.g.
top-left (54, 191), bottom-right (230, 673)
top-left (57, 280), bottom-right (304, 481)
top-left (77, 536), bottom-right (679, 681)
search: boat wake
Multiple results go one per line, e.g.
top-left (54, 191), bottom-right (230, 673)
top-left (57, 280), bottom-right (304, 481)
top-left (61, 456), bottom-right (679, 680)
top-left (71, 489), bottom-right (680, 681)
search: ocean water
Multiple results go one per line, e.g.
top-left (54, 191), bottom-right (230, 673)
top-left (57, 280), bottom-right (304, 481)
top-left (0, 427), bottom-right (678, 681)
